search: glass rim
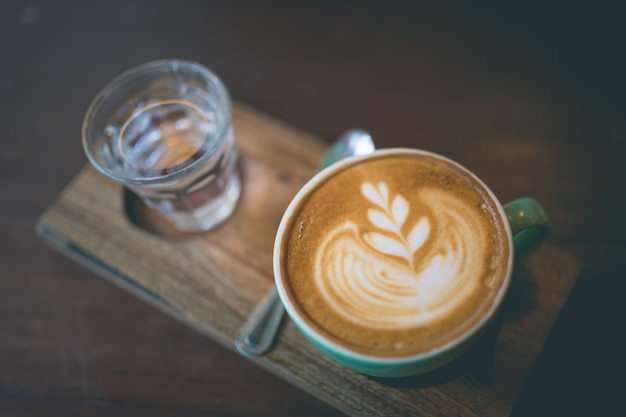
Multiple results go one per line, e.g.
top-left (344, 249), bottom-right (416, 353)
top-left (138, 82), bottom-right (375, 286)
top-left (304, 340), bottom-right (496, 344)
top-left (81, 59), bottom-right (232, 186)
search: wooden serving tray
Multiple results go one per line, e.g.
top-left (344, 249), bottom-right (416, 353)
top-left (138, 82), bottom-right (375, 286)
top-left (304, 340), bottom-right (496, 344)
top-left (37, 102), bottom-right (579, 417)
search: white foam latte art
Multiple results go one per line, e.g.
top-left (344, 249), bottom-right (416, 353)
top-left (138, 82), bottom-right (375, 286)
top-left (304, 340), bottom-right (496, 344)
top-left (313, 182), bottom-right (485, 330)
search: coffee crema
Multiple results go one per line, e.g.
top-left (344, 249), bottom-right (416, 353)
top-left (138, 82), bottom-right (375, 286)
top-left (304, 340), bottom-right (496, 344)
top-left (278, 151), bottom-right (510, 358)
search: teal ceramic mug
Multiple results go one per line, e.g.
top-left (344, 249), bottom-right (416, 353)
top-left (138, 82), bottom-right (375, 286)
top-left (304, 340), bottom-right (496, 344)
top-left (274, 148), bottom-right (549, 377)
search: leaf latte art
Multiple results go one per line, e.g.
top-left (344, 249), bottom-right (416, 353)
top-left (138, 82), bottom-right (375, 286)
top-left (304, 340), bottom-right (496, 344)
top-left (315, 183), bottom-right (484, 330)
top-left (280, 151), bottom-right (510, 357)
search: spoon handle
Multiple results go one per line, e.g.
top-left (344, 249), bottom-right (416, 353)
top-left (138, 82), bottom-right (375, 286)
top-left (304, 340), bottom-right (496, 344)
top-left (235, 288), bottom-right (284, 357)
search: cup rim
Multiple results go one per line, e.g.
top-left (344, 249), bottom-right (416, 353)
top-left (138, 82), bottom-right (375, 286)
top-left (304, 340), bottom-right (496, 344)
top-left (273, 147), bottom-right (514, 365)
top-left (81, 59), bottom-right (232, 186)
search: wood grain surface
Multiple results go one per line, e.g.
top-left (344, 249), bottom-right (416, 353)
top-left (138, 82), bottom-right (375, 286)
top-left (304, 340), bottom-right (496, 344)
top-left (36, 103), bottom-right (579, 416)
top-left (2, 1), bottom-right (625, 416)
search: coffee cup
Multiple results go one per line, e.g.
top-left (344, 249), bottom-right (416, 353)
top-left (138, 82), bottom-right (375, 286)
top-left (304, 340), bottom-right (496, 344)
top-left (273, 148), bottom-right (549, 377)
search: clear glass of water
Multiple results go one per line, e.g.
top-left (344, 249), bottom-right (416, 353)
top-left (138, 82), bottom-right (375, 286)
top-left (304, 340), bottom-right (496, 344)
top-left (82, 60), bottom-right (241, 232)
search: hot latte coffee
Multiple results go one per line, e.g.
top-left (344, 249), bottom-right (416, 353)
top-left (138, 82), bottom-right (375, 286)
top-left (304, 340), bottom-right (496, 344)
top-left (276, 150), bottom-right (511, 358)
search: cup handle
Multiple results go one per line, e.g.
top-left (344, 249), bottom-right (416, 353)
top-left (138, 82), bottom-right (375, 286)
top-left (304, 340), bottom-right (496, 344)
top-left (502, 197), bottom-right (550, 260)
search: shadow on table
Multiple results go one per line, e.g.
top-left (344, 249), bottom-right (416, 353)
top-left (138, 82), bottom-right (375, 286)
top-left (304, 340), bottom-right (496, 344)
top-left (510, 271), bottom-right (623, 417)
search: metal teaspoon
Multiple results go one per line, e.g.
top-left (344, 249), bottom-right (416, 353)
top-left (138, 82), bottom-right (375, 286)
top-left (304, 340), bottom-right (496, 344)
top-left (235, 129), bottom-right (376, 357)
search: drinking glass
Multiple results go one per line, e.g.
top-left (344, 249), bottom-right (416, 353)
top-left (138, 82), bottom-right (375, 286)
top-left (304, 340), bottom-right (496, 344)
top-left (82, 60), bottom-right (241, 232)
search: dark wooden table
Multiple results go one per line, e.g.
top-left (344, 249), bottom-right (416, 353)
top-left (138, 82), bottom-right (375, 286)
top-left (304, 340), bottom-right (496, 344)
top-left (2, 1), bottom-right (624, 416)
